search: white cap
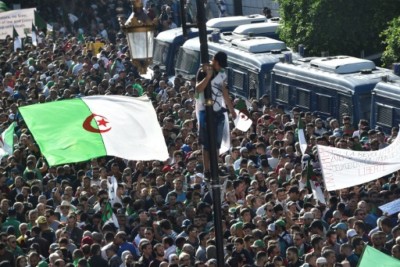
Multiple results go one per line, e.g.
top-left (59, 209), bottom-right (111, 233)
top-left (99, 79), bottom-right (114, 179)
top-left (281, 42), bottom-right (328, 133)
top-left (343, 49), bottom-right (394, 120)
top-left (316, 257), bottom-right (327, 264)
top-left (347, 229), bottom-right (357, 238)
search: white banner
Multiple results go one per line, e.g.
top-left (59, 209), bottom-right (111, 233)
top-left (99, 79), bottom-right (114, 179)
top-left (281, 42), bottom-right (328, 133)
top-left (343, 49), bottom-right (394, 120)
top-left (317, 133), bottom-right (400, 191)
top-left (0, 8), bottom-right (36, 39)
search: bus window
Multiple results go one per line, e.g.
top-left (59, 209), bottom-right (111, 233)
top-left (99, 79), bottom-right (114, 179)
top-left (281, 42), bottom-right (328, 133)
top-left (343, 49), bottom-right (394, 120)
top-left (264, 73), bottom-right (271, 96)
top-left (232, 69), bottom-right (245, 92)
top-left (175, 49), bottom-right (200, 78)
top-left (359, 94), bottom-right (371, 122)
top-left (296, 88), bottom-right (310, 109)
top-left (338, 94), bottom-right (353, 120)
top-left (316, 94), bottom-right (332, 115)
top-left (153, 41), bottom-right (168, 67)
top-left (249, 72), bottom-right (258, 98)
top-left (275, 83), bottom-right (289, 103)
top-left (377, 104), bottom-right (393, 127)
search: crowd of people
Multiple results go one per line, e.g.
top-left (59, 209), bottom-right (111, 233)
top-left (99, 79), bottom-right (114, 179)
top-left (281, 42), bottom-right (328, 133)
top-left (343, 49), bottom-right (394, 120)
top-left (0, 1), bottom-right (399, 267)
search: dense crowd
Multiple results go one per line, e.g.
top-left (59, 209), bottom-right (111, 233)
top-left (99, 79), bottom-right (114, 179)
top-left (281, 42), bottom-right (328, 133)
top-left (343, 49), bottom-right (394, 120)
top-left (0, 1), bottom-right (399, 267)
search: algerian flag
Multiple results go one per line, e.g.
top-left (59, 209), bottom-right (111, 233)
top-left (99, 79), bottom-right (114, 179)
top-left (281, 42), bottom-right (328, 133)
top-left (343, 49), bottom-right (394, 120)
top-left (108, 176), bottom-right (118, 205)
top-left (233, 109), bottom-right (252, 132)
top-left (297, 117), bottom-right (307, 155)
top-left (102, 202), bottom-right (119, 229)
top-left (358, 245), bottom-right (400, 267)
top-left (19, 95), bottom-right (169, 166)
top-left (0, 122), bottom-right (15, 160)
top-left (31, 23), bottom-right (38, 47)
top-left (305, 157), bottom-right (325, 204)
top-left (34, 11), bottom-right (47, 33)
top-left (13, 26), bottom-right (22, 52)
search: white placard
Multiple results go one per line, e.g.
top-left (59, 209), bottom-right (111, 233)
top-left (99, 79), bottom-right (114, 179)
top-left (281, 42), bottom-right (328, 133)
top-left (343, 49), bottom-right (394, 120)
top-left (0, 8), bottom-right (36, 39)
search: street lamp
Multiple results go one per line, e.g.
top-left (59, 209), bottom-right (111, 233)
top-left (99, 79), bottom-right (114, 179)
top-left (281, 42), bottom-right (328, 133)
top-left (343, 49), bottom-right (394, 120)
top-left (119, 0), bottom-right (157, 74)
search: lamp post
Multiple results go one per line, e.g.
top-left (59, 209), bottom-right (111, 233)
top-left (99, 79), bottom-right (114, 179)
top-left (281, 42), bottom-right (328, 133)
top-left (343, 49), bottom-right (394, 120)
top-left (196, 0), bottom-right (225, 266)
top-left (119, 0), bottom-right (157, 74)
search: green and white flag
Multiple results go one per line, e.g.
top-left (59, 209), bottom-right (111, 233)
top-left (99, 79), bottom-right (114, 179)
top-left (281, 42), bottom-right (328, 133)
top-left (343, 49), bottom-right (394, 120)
top-left (297, 117), bottom-right (307, 155)
top-left (0, 122), bottom-right (15, 160)
top-left (102, 201), bottom-right (119, 229)
top-left (358, 245), bottom-right (400, 267)
top-left (13, 26), bottom-right (22, 52)
top-left (31, 23), bottom-right (38, 46)
top-left (19, 95), bottom-right (168, 166)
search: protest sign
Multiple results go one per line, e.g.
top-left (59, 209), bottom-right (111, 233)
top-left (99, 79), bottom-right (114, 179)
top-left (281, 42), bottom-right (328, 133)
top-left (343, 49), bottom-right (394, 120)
top-left (0, 8), bottom-right (35, 39)
top-left (317, 133), bottom-right (400, 191)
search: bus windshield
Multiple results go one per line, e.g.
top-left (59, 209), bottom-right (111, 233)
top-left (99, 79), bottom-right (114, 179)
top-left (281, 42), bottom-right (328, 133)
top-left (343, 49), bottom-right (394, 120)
top-left (153, 40), bottom-right (169, 68)
top-left (175, 48), bottom-right (200, 80)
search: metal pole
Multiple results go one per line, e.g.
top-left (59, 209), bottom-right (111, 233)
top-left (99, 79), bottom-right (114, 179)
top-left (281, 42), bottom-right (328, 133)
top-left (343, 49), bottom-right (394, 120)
top-left (180, 0), bottom-right (188, 39)
top-left (196, 0), bottom-right (224, 266)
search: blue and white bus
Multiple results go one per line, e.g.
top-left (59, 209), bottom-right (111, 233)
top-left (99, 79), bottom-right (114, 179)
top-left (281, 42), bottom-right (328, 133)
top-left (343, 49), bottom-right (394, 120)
top-left (270, 56), bottom-right (400, 125)
top-left (175, 35), bottom-right (299, 99)
top-left (371, 79), bottom-right (400, 133)
top-left (152, 15), bottom-right (275, 77)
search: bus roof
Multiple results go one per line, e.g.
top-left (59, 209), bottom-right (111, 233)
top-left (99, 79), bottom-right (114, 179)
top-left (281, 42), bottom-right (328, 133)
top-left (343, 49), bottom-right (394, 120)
top-left (181, 37), bottom-right (296, 71)
top-left (309, 56), bottom-right (376, 74)
top-left (272, 57), bottom-right (398, 94)
top-left (373, 80), bottom-right (400, 98)
top-left (206, 14), bottom-right (266, 29)
top-left (155, 28), bottom-right (199, 43)
top-left (232, 21), bottom-right (280, 36)
top-left (231, 37), bottom-right (286, 53)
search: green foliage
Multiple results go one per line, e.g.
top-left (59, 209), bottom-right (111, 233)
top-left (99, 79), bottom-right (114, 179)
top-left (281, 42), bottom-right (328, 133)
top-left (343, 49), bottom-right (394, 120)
top-left (277, 0), bottom-right (400, 58)
top-left (381, 16), bottom-right (400, 68)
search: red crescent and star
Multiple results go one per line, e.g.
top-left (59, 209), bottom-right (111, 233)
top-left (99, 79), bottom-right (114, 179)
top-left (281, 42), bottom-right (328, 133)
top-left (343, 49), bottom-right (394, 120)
top-left (82, 114), bottom-right (112, 133)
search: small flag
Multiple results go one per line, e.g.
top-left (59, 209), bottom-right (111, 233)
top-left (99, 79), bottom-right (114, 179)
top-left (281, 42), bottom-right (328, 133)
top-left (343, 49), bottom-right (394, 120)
top-left (77, 33), bottom-right (85, 44)
top-left (13, 26), bottom-right (22, 52)
top-left (18, 95), bottom-right (168, 166)
top-left (305, 159), bottom-right (325, 204)
top-left (0, 122), bottom-right (15, 161)
top-left (233, 109), bottom-right (252, 132)
top-left (358, 245), bottom-right (400, 267)
top-left (101, 202), bottom-right (119, 229)
top-left (34, 11), bottom-right (47, 34)
top-left (31, 23), bottom-right (38, 47)
top-left (297, 117), bottom-right (307, 155)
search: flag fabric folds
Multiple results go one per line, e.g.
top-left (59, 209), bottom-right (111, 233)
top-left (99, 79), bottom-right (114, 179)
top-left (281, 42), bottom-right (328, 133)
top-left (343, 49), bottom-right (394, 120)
top-left (0, 122), bottom-right (15, 160)
top-left (19, 95), bottom-right (169, 166)
top-left (31, 23), bottom-right (38, 46)
top-left (358, 245), bottom-right (400, 267)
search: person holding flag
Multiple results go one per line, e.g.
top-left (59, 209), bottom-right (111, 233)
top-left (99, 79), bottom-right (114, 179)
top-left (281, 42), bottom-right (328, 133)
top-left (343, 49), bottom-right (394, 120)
top-left (195, 51), bottom-right (236, 177)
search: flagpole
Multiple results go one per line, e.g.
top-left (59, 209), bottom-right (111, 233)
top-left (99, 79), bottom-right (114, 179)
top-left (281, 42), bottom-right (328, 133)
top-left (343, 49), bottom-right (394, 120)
top-left (196, 1), bottom-right (225, 266)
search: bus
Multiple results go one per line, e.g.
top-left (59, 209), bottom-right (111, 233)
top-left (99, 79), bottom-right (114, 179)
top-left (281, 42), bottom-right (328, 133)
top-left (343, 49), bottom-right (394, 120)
top-left (175, 35), bottom-right (299, 99)
top-left (371, 79), bottom-right (400, 133)
top-left (270, 56), bottom-right (400, 125)
top-left (152, 28), bottom-right (202, 77)
top-left (152, 15), bottom-right (272, 77)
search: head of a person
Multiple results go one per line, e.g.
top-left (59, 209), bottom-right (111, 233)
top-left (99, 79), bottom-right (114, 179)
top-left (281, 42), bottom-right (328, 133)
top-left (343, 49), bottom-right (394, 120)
top-left (212, 51), bottom-right (227, 71)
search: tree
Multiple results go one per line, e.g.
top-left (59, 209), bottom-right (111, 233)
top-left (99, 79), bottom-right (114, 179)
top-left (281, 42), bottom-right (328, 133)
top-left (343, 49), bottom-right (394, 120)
top-left (381, 16), bottom-right (400, 68)
top-left (277, 0), bottom-right (400, 59)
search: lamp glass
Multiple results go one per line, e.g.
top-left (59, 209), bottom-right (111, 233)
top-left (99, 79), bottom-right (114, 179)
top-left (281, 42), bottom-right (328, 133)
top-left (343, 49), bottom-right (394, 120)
top-left (127, 31), bottom-right (154, 59)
